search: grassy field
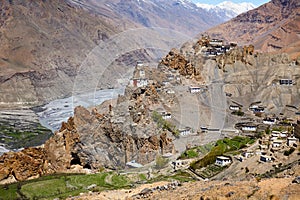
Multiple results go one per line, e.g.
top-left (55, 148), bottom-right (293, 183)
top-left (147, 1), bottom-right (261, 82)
top-left (0, 172), bottom-right (131, 200)
top-left (179, 143), bottom-right (214, 159)
top-left (191, 136), bottom-right (255, 170)
top-left (0, 121), bottom-right (52, 149)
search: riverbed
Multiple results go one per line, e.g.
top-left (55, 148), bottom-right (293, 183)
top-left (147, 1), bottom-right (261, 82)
top-left (0, 88), bottom-right (124, 155)
top-left (36, 88), bottom-right (125, 132)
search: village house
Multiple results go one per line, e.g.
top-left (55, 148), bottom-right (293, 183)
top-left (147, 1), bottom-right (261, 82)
top-left (280, 131), bottom-right (288, 138)
top-left (204, 48), bottom-right (217, 56)
top-left (249, 105), bottom-right (265, 113)
top-left (279, 79), bottom-right (293, 85)
top-left (272, 140), bottom-right (284, 148)
top-left (271, 131), bottom-right (281, 137)
top-left (229, 105), bottom-right (241, 111)
top-left (215, 156), bottom-right (231, 166)
top-left (136, 61), bottom-right (143, 67)
top-left (162, 80), bottom-right (170, 86)
top-left (161, 112), bottom-right (172, 120)
top-left (242, 151), bottom-right (254, 158)
top-left (166, 74), bottom-right (175, 80)
top-left (200, 126), bottom-right (208, 132)
top-left (263, 118), bottom-right (276, 125)
top-left (126, 160), bottom-right (143, 168)
top-left (179, 127), bottom-right (191, 136)
top-left (209, 39), bottom-right (223, 46)
top-left (260, 155), bottom-right (272, 162)
top-left (270, 136), bottom-right (278, 141)
top-left (166, 89), bottom-right (175, 94)
top-left (139, 69), bottom-right (145, 78)
top-left (242, 124), bottom-right (257, 132)
top-left (130, 78), bottom-right (148, 87)
top-left (172, 159), bottom-right (192, 170)
top-left (189, 86), bottom-right (203, 93)
top-left (256, 149), bottom-right (266, 155)
top-left (287, 137), bottom-right (299, 146)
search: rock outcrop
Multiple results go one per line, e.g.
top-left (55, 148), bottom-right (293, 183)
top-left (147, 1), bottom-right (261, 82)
top-left (160, 48), bottom-right (201, 80)
top-left (0, 70), bottom-right (175, 181)
top-left (0, 148), bottom-right (47, 181)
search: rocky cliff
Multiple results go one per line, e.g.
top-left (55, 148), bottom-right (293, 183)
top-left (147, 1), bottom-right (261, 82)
top-left (0, 68), bottom-right (175, 181)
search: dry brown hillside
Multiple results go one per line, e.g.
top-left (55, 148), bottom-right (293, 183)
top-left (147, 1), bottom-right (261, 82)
top-left (205, 0), bottom-right (300, 59)
top-left (0, 0), bottom-right (135, 107)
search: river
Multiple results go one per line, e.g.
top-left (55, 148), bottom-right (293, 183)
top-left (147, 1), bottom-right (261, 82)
top-left (36, 88), bottom-right (125, 132)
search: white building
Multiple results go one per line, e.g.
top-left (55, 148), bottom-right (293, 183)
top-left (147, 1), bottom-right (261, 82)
top-left (189, 86), bottom-right (202, 93)
top-left (242, 151), bottom-right (254, 158)
top-left (279, 133), bottom-right (287, 138)
top-left (242, 125), bottom-right (257, 132)
top-left (179, 128), bottom-right (191, 136)
top-left (166, 89), bottom-right (175, 94)
top-left (161, 112), bottom-right (172, 120)
top-left (260, 155), bottom-right (272, 162)
top-left (215, 156), bottom-right (231, 166)
top-left (263, 118), bottom-right (276, 125)
top-left (209, 39), bottom-right (223, 46)
top-left (136, 61), bottom-right (143, 67)
top-left (172, 159), bottom-right (192, 170)
top-left (126, 160), bottom-right (143, 168)
top-left (229, 105), bottom-right (240, 111)
top-left (139, 69), bottom-right (145, 78)
top-left (130, 78), bottom-right (148, 87)
top-left (249, 105), bottom-right (265, 113)
top-left (279, 79), bottom-right (293, 85)
top-left (287, 137), bottom-right (299, 146)
top-left (272, 140), bottom-right (283, 148)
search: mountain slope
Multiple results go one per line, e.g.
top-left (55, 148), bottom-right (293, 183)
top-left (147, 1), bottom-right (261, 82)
top-left (0, 0), bottom-right (138, 107)
top-left (204, 0), bottom-right (300, 58)
top-left (75, 0), bottom-right (224, 37)
top-left (0, 0), bottom-right (227, 108)
top-left (197, 1), bottom-right (256, 21)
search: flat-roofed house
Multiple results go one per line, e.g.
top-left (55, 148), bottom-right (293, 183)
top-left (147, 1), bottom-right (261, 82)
top-left (215, 156), bottom-right (231, 166)
top-left (287, 137), bottom-right (299, 146)
top-left (229, 105), bottom-right (241, 111)
top-left (179, 127), bottom-right (191, 136)
top-left (242, 125), bottom-right (257, 132)
top-left (189, 86), bottom-right (202, 93)
top-left (260, 155), bottom-right (272, 162)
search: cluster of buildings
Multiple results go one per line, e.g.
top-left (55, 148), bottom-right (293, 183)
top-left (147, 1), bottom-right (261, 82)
top-left (129, 67), bottom-right (150, 88)
top-left (236, 129), bottom-right (299, 164)
top-left (198, 36), bottom-right (237, 57)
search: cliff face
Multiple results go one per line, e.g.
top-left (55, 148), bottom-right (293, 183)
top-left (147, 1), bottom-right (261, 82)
top-left (0, 69), bottom-right (175, 181)
top-left (205, 0), bottom-right (300, 58)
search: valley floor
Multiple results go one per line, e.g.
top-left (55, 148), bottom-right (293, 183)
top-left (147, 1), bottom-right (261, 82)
top-left (69, 177), bottom-right (300, 200)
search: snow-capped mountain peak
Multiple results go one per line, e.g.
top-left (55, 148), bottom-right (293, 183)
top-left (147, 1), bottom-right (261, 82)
top-left (197, 1), bottom-right (256, 20)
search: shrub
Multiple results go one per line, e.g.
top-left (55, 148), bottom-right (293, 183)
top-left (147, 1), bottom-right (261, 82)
top-left (284, 147), bottom-right (295, 156)
top-left (180, 149), bottom-right (198, 159)
top-left (231, 110), bottom-right (244, 116)
top-left (152, 111), bottom-right (179, 137)
top-left (155, 155), bottom-right (169, 169)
